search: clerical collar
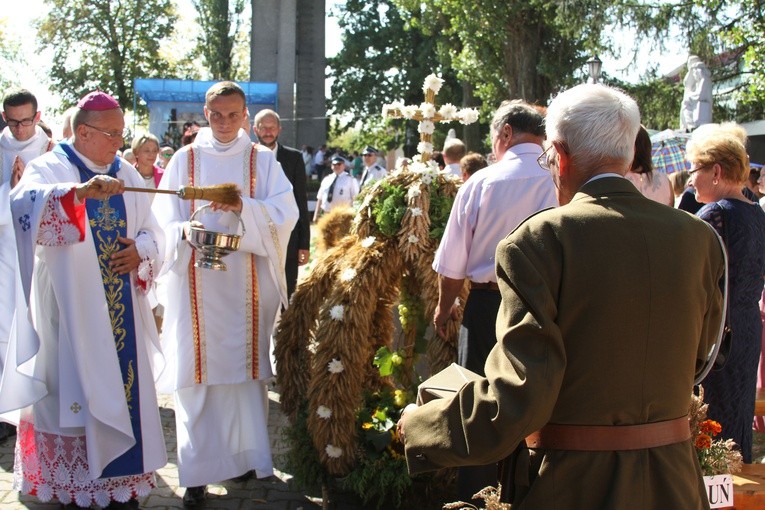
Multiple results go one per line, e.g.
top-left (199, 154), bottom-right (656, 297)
top-left (71, 145), bottom-right (112, 174)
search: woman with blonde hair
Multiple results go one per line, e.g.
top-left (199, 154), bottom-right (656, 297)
top-left (686, 122), bottom-right (765, 463)
top-left (132, 133), bottom-right (163, 190)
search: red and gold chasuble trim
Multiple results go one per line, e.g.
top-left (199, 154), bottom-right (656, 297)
top-left (187, 145), bottom-right (260, 384)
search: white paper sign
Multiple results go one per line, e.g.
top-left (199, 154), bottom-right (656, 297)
top-left (704, 474), bottom-right (734, 508)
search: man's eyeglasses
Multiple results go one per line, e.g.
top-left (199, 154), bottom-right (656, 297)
top-left (537, 144), bottom-right (556, 172)
top-left (84, 123), bottom-right (129, 140)
top-left (5, 115), bottom-right (37, 128)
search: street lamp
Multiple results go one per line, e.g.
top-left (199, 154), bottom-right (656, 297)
top-left (587, 55), bottom-right (603, 84)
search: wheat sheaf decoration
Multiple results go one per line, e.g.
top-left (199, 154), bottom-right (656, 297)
top-left (275, 164), bottom-right (468, 476)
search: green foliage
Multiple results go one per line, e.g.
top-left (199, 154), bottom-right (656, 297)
top-left (371, 182), bottom-right (408, 237)
top-left (339, 455), bottom-right (411, 510)
top-left (0, 19), bottom-right (21, 92)
top-left (191, 0), bottom-right (247, 80)
top-left (37, 0), bottom-right (179, 110)
top-left (428, 186), bottom-right (454, 240)
top-left (279, 406), bottom-right (326, 493)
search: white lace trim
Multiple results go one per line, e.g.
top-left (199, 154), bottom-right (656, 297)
top-left (13, 420), bottom-right (155, 506)
top-left (37, 187), bottom-right (81, 246)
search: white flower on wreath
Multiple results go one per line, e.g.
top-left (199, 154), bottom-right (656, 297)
top-left (419, 102), bottom-right (436, 119)
top-left (410, 207), bottom-right (423, 217)
top-left (408, 186), bottom-right (422, 199)
top-left (328, 358), bottom-right (345, 374)
top-left (421, 173), bottom-right (434, 185)
top-left (458, 107), bottom-right (480, 125)
top-left (317, 405), bottom-right (332, 419)
top-left (423, 73), bottom-right (445, 94)
top-left (325, 444), bottom-right (343, 458)
top-left (401, 104), bottom-right (418, 119)
top-left (408, 234), bottom-right (419, 244)
top-left (329, 305), bottom-right (344, 321)
top-left (340, 267), bottom-right (357, 282)
top-left (418, 120), bottom-right (435, 135)
top-left (361, 236), bottom-right (376, 248)
top-left (438, 103), bottom-right (458, 120)
top-left (417, 141), bottom-right (434, 154)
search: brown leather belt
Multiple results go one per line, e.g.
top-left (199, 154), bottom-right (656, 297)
top-left (470, 281), bottom-right (499, 292)
top-left (525, 416), bottom-right (690, 451)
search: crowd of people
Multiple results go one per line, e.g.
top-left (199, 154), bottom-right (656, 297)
top-left (0, 80), bottom-right (763, 510)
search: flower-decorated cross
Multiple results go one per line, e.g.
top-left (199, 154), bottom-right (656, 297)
top-left (383, 74), bottom-right (479, 162)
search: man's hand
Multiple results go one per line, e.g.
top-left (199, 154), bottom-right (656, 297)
top-left (10, 156), bottom-right (24, 188)
top-left (297, 249), bottom-right (310, 266)
top-left (396, 403), bottom-right (419, 444)
top-left (209, 196), bottom-right (243, 214)
top-left (75, 175), bottom-right (124, 201)
top-left (110, 237), bottom-right (140, 275)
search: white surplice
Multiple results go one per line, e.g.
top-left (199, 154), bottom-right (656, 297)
top-left (0, 126), bottom-right (52, 402)
top-left (152, 128), bottom-right (297, 487)
top-left (4, 146), bottom-right (167, 507)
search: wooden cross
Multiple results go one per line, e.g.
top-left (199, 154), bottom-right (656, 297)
top-left (384, 81), bottom-right (447, 162)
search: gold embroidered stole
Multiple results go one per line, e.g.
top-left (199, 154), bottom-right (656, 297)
top-left (187, 144), bottom-right (260, 384)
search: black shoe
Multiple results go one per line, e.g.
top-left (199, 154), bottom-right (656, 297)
top-left (104, 499), bottom-right (139, 509)
top-left (182, 486), bottom-right (207, 507)
top-left (230, 470), bottom-right (253, 483)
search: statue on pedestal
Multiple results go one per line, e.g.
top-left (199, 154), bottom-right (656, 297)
top-left (680, 55), bottom-right (713, 131)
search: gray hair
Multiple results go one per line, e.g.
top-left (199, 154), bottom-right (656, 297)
top-left (546, 84), bottom-right (639, 170)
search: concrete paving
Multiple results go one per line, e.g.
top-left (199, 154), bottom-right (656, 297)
top-left (0, 389), bottom-right (357, 510)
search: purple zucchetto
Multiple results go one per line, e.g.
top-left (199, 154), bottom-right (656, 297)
top-left (76, 90), bottom-right (120, 111)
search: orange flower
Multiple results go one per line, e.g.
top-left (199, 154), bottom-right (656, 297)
top-left (695, 433), bottom-right (712, 449)
top-left (700, 419), bottom-right (722, 437)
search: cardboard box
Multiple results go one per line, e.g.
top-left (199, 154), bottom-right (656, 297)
top-left (417, 362), bottom-right (481, 405)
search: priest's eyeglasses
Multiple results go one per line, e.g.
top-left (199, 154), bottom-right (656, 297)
top-left (5, 115), bottom-right (37, 128)
top-left (84, 124), bottom-right (129, 140)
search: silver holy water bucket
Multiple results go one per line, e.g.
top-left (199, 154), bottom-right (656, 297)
top-left (187, 204), bottom-right (246, 271)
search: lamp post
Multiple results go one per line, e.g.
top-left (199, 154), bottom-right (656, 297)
top-left (587, 55), bottom-right (603, 84)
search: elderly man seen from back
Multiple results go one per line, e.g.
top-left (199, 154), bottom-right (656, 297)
top-left (399, 84), bottom-right (725, 509)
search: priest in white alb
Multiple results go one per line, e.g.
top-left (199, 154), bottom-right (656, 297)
top-left (0, 89), bottom-right (54, 441)
top-left (152, 81), bottom-right (298, 506)
top-left (3, 91), bottom-right (166, 509)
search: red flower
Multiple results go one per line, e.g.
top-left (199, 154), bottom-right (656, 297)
top-left (695, 433), bottom-right (712, 449)
top-left (700, 419), bottom-right (722, 437)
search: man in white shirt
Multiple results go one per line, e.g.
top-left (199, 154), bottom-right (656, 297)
top-left (358, 146), bottom-right (387, 188)
top-left (313, 155), bottom-right (359, 221)
top-left (442, 138), bottom-right (466, 178)
top-left (431, 100), bottom-right (557, 502)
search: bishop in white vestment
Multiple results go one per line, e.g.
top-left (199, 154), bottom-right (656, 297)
top-left (152, 82), bottom-right (297, 500)
top-left (3, 91), bottom-right (167, 508)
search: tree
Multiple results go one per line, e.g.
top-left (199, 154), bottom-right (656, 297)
top-left (0, 18), bottom-right (21, 93)
top-left (37, 0), bottom-right (178, 110)
top-left (192, 0), bottom-right (246, 80)
top-left (327, 0), bottom-right (472, 156)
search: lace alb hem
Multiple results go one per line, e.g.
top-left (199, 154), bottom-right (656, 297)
top-left (13, 420), bottom-right (155, 507)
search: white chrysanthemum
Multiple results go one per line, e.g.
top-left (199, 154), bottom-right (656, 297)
top-left (340, 267), bottom-right (357, 282)
top-left (410, 207), bottom-right (423, 217)
top-left (417, 141), bottom-right (434, 154)
top-left (459, 108), bottom-right (480, 125)
top-left (328, 358), bottom-right (345, 374)
top-left (361, 236), bottom-right (376, 248)
top-left (423, 73), bottom-right (445, 94)
top-left (438, 103), bottom-right (458, 120)
top-left (421, 173), bottom-right (434, 185)
top-left (408, 234), bottom-right (419, 244)
top-left (329, 305), bottom-right (344, 321)
top-left (418, 120), bottom-right (435, 134)
top-left (408, 187), bottom-right (422, 199)
top-left (401, 105), bottom-right (418, 119)
top-left (325, 444), bottom-right (343, 458)
top-left (419, 102), bottom-right (436, 119)
top-left (317, 405), bottom-right (332, 419)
